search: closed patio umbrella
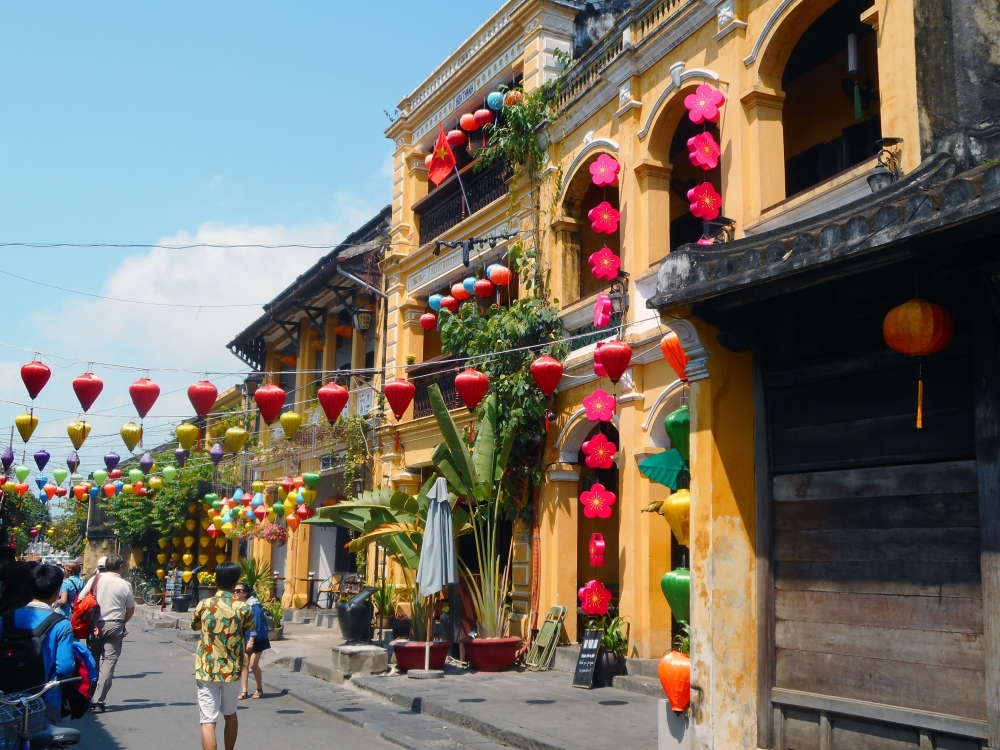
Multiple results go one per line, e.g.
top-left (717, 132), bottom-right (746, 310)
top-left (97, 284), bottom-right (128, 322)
top-left (413, 477), bottom-right (458, 678)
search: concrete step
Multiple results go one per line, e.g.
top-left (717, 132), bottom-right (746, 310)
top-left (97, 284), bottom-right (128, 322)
top-left (552, 644), bottom-right (580, 672)
top-left (613, 674), bottom-right (664, 698)
top-left (626, 657), bottom-right (661, 679)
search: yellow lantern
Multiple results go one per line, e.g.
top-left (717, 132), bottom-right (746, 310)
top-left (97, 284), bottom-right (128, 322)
top-left (182, 553), bottom-right (194, 566)
top-left (221, 521), bottom-right (234, 535)
top-left (66, 421), bottom-right (92, 450)
top-left (215, 553), bottom-right (228, 564)
top-left (188, 503), bottom-right (197, 514)
top-left (172, 536), bottom-right (182, 547)
top-left (171, 552), bottom-right (182, 562)
top-left (120, 422), bottom-right (143, 452)
top-left (15, 412), bottom-right (38, 443)
top-left (266, 509), bottom-right (276, 522)
top-left (225, 426), bottom-right (248, 453)
top-left (279, 411), bottom-right (302, 440)
top-left (198, 553), bottom-right (209, 566)
top-left (201, 516), bottom-right (211, 529)
top-left (157, 553), bottom-right (167, 565)
top-left (149, 476), bottom-right (163, 490)
top-left (252, 481), bottom-right (264, 493)
top-left (156, 569), bottom-right (165, 580)
top-left (301, 489), bottom-right (317, 504)
top-left (46, 528), bottom-right (54, 537)
top-left (176, 422), bottom-right (199, 451)
top-left (181, 570), bottom-right (193, 584)
top-left (184, 519), bottom-right (196, 532)
top-left (123, 484), bottom-right (134, 495)
top-left (661, 489), bottom-right (691, 547)
top-left (157, 538), bottom-right (168, 549)
top-left (183, 535), bottom-right (195, 548)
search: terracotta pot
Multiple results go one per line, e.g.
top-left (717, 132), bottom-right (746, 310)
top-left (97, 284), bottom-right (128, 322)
top-left (658, 650), bottom-right (690, 711)
top-left (461, 637), bottom-right (521, 672)
top-left (393, 640), bottom-right (451, 672)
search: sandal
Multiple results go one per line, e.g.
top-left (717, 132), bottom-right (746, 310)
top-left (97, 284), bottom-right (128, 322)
top-left (252, 690), bottom-right (263, 699)
top-left (237, 692), bottom-right (249, 701)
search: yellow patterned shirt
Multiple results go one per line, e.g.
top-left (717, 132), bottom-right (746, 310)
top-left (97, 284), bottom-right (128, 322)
top-left (191, 592), bottom-right (254, 682)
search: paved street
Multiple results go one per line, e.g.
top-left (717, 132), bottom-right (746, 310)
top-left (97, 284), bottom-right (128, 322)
top-left (72, 624), bottom-right (398, 750)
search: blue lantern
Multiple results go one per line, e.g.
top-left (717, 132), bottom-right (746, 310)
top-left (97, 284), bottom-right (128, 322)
top-left (487, 91), bottom-right (504, 111)
top-left (463, 277), bottom-right (476, 295)
top-left (233, 487), bottom-right (245, 504)
top-left (35, 476), bottom-right (47, 492)
top-left (252, 492), bottom-right (264, 508)
top-left (428, 294), bottom-right (443, 312)
top-left (88, 486), bottom-right (99, 501)
top-left (114, 480), bottom-right (124, 495)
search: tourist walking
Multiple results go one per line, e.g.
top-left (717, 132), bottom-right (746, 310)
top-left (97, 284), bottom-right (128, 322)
top-left (77, 554), bottom-right (135, 713)
top-left (56, 562), bottom-right (84, 618)
top-left (233, 583), bottom-right (269, 700)
top-left (191, 562), bottom-right (253, 750)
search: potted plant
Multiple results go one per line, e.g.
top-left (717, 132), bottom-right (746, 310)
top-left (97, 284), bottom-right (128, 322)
top-left (266, 599), bottom-right (285, 641)
top-left (659, 622), bottom-right (691, 712)
top-left (373, 581), bottom-right (400, 631)
top-left (428, 386), bottom-right (521, 672)
top-left (592, 615), bottom-right (629, 687)
top-left (238, 556), bottom-right (274, 602)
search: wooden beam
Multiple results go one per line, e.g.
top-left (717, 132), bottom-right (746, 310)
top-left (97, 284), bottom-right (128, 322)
top-left (754, 344), bottom-right (776, 748)
top-left (970, 296), bottom-right (1000, 749)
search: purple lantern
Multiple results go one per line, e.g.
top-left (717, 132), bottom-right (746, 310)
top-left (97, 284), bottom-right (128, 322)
top-left (140, 452), bottom-right (154, 475)
top-left (174, 448), bottom-right (189, 468)
top-left (67, 451), bottom-right (80, 473)
top-left (104, 452), bottom-right (120, 471)
top-left (33, 450), bottom-right (50, 472)
top-left (2, 446), bottom-right (14, 473)
top-left (210, 443), bottom-right (224, 466)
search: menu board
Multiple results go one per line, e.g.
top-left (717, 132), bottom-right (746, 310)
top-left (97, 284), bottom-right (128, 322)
top-left (572, 629), bottom-right (603, 689)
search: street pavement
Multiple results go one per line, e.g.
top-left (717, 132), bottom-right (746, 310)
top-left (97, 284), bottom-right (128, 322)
top-left (70, 623), bottom-right (400, 750)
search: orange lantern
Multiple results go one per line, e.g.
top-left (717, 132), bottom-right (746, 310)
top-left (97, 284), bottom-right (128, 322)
top-left (883, 298), bottom-right (954, 429)
top-left (660, 331), bottom-right (689, 383)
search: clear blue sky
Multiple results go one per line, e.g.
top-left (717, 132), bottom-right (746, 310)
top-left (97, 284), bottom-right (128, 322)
top-left (0, 1), bottom-right (501, 484)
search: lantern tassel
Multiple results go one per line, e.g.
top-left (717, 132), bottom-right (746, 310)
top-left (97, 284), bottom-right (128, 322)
top-left (916, 362), bottom-right (924, 430)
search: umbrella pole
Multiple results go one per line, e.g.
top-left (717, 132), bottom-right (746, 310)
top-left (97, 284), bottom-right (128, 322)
top-left (425, 596), bottom-right (433, 671)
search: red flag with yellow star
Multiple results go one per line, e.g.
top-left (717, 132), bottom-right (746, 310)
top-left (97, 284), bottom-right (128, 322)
top-left (428, 124), bottom-right (457, 186)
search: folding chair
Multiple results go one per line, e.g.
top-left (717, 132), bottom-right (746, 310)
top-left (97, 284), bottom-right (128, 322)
top-left (525, 606), bottom-right (568, 671)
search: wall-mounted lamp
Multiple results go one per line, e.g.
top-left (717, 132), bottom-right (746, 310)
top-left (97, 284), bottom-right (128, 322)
top-left (352, 309), bottom-right (374, 335)
top-left (243, 374), bottom-right (263, 396)
top-left (868, 137), bottom-right (904, 193)
top-left (608, 274), bottom-right (630, 317)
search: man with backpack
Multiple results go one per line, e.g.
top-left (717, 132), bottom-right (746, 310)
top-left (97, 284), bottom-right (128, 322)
top-left (0, 564), bottom-right (77, 721)
top-left (75, 554), bottom-right (134, 714)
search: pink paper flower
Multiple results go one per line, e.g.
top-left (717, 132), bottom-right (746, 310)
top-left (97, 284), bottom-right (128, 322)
top-left (696, 237), bottom-right (714, 246)
top-left (594, 294), bottom-right (612, 328)
top-left (578, 579), bottom-right (612, 616)
top-left (588, 246), bottom-right (621, 280)
top-left (583, 388), bottom-right (616, 422)
top-left (580, 482), bottom-right (617, 519)
top-left (684, 84), bottom-right (725, 124)
top-left (594, 343), bottom-right (607, 377)
top-left (582, 434), bottom-right (617, 470)
top-left (687, 131), bottom-right (721, 170)
top-left (589, 154), bottom-right (620, 187)
top-left (688, 182), bottom-right (723, 221)
top-left (588, 201), bottom-right (620, 235)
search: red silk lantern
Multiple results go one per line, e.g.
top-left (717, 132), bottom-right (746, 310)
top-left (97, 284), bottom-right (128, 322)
top-left (659, 651), bottom-right (691, 712)
top-left (474, 279), bottom-right (495, 297)
top-left (296, 503), bottom-right (309, 520)
top-left (589, 533), bottom-right (605, 567)
top-left (599, 340), bottom-right (632, 384)
top-left (21, 361), bottom-right (51, 400)
top-left (254, 384), bottom-right (286, 425)
top-left (253, 505), bottom-right (267, 520)
top-left (440, 296), bottom-right (460, 313)
top-left (530, 355), bottom-right (564, 397)
top-left (55, 486), bottom-right (67, 498)
top-left (317, 382), bottom-right (349, 424)
top-left (280, 476), bottom-right (295, 495)
top-left (473, 108), bottom-right (495, 127)
top-left (488, 265), bottom-right (513, 285)
top-left (420, 312), bottom-right (438, 330)
top-left (883, 298), bottom-right (954, 429)
top-left (187, 380), bottom-right (218, 418)
top-left (459, 113), bottom-right (479, 131)
top-left (660, 331), bottom-right (689, 383)
top-left (455, 368), bottom-right (489, 410)
top-left (129, 377), bottom-right (160, 418)
top-left (72, 372), bottom-right (104, 412)
top-left (206, 523), bottom-right (219, 539)
top-left (384, 378), bottom-right (416, 420)
top-left (446, 129), bottom-right (467, 147)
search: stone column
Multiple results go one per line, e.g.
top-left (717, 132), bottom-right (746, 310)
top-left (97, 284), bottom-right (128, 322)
top-left (740, 88), bottom-right (786, 220)
top-left (550, 217), bottom-right (581, 306)
top-left (539, 462), bottom-right (581, 643)
top-left (634, 162), bottom-right (672, 270)
top-left (514, 0), bottom-right (581, 94)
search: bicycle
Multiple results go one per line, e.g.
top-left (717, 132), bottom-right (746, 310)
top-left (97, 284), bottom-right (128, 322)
top-left (0, 678), bottom-right (82, 750)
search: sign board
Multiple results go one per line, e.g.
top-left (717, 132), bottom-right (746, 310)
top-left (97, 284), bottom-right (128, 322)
top-left (572, 629), bottom-right (603, 689)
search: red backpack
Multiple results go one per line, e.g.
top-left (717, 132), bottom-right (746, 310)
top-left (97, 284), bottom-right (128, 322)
top-left (70, 575), bottom-right (101, 640)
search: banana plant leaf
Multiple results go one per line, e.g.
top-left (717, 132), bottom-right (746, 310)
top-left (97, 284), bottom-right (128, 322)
top-left (638, 448), bottom-right (688, 491)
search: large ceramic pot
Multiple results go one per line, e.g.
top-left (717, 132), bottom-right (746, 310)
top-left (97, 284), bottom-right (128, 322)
top-left (593, 649), bottom-right (627, 688)
top-left (461, 637), bottom-right (521, 672)
top-left (337, 600), bottom-right (373, 642)
top-left (393, 640), bottom-right (451, 672)
top-left (171, 594), bottom-right (192, 613)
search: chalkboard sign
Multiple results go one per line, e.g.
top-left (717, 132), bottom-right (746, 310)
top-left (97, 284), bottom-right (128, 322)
top-left (572, 629), bottom-right (603, 689)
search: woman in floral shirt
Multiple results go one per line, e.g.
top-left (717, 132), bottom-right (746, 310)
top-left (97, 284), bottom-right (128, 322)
top-left (190, 562), bottom-right (253, 750)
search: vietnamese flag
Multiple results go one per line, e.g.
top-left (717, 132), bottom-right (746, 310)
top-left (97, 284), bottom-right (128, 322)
top-left (428, 124), bottom-right (457, 186)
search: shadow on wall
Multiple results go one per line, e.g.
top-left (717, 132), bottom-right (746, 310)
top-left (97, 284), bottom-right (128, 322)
top-left (574, 1), bottom-right (643, 57)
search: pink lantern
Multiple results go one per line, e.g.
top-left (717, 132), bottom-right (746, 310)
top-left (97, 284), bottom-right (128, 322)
top-left (687, 132), bottom-right (721, 170)
top-left (589, 533), bottom-right (606, 567)
top-left (582, 434), bottom-right (617, 470)
top-left (578, 580), bottom-right (612, 616)
top-left (583, 389), bottom-right (616, 422)
top-left (589, 154), bottom-right (620, 186)
top-left (580, 483), bottom-right (617, 519)
top-left (684, 84), bottom-right (726, 124)
top-left (688, 182), bottom-right (723, 221)
top-left (588, 201), bottom-right (620, 234)
top-left (588, 246), bottom-right (621, 280)
top-left (593, 294), bottom-right (612, 328)
top-left (594, 343), bottom-right (607, 378)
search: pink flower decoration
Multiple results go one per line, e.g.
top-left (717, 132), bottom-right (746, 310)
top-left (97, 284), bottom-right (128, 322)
top-left (684, 84), bottom-right (725, 124)
top-left (583, 388), bottom-right (616, 422)
top-left (578, 579), bottom-right (612, 616)
top-left (588, 201), bottom-right (620, 235)
top-left (688, 182), bottom-right (723, 221)
top-left (594, 343), bottom-right (607, 377)
top-left (594, 294), bottom-right (612, 328)
top-left (580, 482), bottom-right (617, 519)
top-left (696, 237), bottom-right (714, 246)
top-left (588, 246), bottom-right (620, 280)
top-left (582, 434), bottom-right (617, 470)
top-left (687, 132), bottom-right (721, 170)
top-left (589, 154), bottom-right (620, 187)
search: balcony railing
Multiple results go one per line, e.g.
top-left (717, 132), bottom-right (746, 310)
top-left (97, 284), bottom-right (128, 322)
top-left (568, 315), bottom-right (623, 352)
top-left (409, 356), bottom-right (462, 418)
top-left (416, 160), bottom-right (510, 246)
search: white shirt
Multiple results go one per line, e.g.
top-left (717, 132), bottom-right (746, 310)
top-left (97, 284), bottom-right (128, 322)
top-left (79, 572), bottom-right (135, 622)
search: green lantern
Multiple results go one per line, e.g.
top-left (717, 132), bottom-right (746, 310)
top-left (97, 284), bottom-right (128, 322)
top-left (129, 468), bottom-right (143, 484)
top-left (661, 567), bottom-right (690, 623)
top-left (93, 469), bottom-right (109, 485)
top-left (303, 472), bottom-right (321, 489)
top-left (664, 405), bottom-right (690, 461)
top-left (52, 468), bottom-right (68, 486)
top-left (162, 466), bottom-right (178, 482)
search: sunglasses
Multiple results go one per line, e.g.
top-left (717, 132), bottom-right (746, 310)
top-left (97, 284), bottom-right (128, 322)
top-left (234, 589), bottom-right (249, 595)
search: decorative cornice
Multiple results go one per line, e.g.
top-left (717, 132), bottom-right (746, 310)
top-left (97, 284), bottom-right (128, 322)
top-left (740, 87), bottom-right (785, 111)
top-left (743, 0), bottom-right (796, 67)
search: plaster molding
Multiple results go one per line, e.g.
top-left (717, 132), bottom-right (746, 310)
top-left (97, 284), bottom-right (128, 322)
top-left (642, 378), bottom-right (688, 431)
top-left (740, 87), bottom-right (785, 110)
top-left (713, 19), bottom-right (747, 41)
top-left (637, 65), bottom-right (724, 139)
top-left (743, 0), bottom-right (796, 67)
top-left (563, 138), bottom-right (620, 191)
top-left (547, 465), bottom-right (581, 482)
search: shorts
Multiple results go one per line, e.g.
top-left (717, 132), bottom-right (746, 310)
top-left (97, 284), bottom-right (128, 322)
top-left (196, 680), bottom-right (240, 724)
top-left (248, 638), bottom-right (271, 654)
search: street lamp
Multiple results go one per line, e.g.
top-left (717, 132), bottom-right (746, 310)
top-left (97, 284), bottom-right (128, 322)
top-left (868, 137), bottom-right (904, 193)
top-left (352, 309), bottom-right (373, 336)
